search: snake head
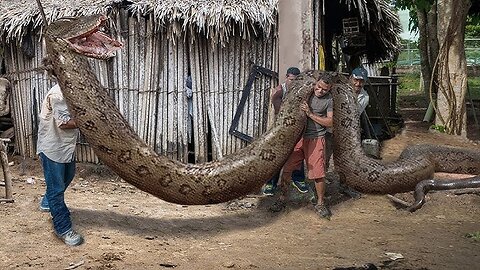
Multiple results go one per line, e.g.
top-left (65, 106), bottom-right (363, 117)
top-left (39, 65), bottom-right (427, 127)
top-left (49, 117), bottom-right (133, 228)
top-left (46, 14), bottom-right (123, 59)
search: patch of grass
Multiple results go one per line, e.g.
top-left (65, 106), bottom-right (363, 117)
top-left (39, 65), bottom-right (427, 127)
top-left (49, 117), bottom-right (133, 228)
top-left (397, 71), bottom-right (480, 100)
top-left (397, 72), bottom-right (421, 96)
top-left (465, 231), bottom-right (480, 241)
top-left (468, 77), bottom-right (480, 100)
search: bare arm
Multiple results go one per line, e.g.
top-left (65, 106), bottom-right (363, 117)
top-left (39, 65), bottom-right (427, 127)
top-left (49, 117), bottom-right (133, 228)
top-left (301, 101), bottom-right (333, 127)
top-left (59, 119), bottom-right (77, 129)
top-left (50, 92), bottom-right (77, 129)
top-left (308, 111), bottom-right (333, 127)
top-left (271, 85), bottom-right (283, 115)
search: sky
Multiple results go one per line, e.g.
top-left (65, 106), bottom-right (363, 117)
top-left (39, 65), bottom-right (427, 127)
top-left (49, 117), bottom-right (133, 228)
top-left (398, 9), bottom-right (418, 41)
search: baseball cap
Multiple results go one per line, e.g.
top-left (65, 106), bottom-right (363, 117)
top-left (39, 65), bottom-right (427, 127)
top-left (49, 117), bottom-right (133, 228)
top-left (286, 67), bottom-right (300, 76)
top-left (351, 67), bottom-right (368, 81)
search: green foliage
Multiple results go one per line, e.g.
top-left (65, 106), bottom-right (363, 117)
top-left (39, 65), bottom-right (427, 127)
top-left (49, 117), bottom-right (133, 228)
top-left (469, 77), bottom-right (480, 89)
top-left (467, 13), bottom-right (480, 25)
top-left (398, 71), bottom-right (421, 95)
top-left (397, 39), bottom-right (420, 66)
top-left (394, 0), bottom-right (435, 33)
top-left (465, 231), bottom-right (480, 241)
top-left (430, 124), bottom-right (446, 133)
top-left (382, 61), bottom-right (397, 70)
top-left (402, 38), bottom-right (419, 48)
top-left (397, 71), bottom-right (480, 99)
top-left (468, 77), bottom-right (480, 100)
top-left (394, 0), bottom-right (434, 10)
top-left (395, 1), bottom-right (480, 36)
top-left (466, 15), bottom-right (480, 37)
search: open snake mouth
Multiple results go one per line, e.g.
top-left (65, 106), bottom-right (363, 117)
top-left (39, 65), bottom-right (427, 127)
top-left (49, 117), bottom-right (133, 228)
top-left (65, 15), bottom-right (123, 59)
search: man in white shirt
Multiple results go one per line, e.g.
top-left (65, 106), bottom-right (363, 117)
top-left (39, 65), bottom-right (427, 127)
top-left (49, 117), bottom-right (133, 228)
top-left (351, 67), bottom-right (370, 114)
top-left (37, 80), bottom-right (84, 246)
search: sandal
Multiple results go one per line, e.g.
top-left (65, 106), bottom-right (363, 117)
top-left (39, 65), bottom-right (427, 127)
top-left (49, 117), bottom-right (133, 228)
top-left (314, 203), bottom-right (332, 220)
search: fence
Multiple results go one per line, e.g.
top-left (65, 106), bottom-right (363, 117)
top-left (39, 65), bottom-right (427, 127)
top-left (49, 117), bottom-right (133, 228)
top-left (397, 38), bottom-right (480, 66)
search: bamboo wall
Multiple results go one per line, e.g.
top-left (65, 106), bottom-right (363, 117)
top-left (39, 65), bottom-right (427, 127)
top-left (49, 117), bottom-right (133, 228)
top-left (3, 11), bottom-right (278, 164)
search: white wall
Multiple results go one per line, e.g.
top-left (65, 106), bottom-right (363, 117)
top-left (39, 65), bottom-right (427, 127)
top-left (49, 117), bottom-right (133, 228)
top-left (278, 0), bottom-right (314, 74)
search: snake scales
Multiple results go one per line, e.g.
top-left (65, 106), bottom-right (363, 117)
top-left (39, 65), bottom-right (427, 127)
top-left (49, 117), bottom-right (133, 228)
top-left (331, 74), bottom-right (480, 208)
top-left (44, 15), bottom-right (480, 206)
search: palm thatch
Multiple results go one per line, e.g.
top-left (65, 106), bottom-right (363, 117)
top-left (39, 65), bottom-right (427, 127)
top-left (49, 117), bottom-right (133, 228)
top-left (127, 0), bottom-right (278, 42)
top-left (339, 0), bottom-right (402, 61)
top-left (0, 0), bottom-right (278, 44)
top-left (0, 0), bottom-right (400, 61)
top-left (0, 0), bottom-right (112, 42)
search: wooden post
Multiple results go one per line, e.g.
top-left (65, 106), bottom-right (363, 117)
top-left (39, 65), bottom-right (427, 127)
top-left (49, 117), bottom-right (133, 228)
top-left (0, 138), bottom-right (14, 202)
top-left (278, 0), bottom-right (314, 73)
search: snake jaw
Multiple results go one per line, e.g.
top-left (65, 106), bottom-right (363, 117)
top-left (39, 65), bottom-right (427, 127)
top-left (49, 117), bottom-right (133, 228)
top-left (64, 15), bottom-right (123, 59)
top-left (68, 32), bottom-right (123, 59)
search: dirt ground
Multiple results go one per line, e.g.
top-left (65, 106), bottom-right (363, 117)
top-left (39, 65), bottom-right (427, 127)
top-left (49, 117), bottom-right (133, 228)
top-left (0, 99), bottom-right (479, 270)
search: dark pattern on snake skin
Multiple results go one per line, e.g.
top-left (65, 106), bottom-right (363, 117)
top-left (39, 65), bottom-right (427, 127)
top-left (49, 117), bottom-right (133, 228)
top-left (45, 15), bottom-right (480, 206)
top-left (331, 74), bottom-right (480, 194)
top-left (44, 15), bottom-right (312, 204)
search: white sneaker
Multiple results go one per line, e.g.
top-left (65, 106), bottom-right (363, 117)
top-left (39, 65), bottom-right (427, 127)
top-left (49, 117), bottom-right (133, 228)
top-left (60, 229), bottom-right (84, 246)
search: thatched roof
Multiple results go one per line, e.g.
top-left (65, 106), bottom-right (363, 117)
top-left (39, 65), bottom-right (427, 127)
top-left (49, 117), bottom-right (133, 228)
top-left (128, 0), bottom-right (277, 41)
top-left (336, 0), bottom-right (402, 61)
top-left (0, 0), bottom-right (113, 42)
top-left (0, 0), bottom-right (278, 43)
top-left (0, 0), bottom-right (400, 61)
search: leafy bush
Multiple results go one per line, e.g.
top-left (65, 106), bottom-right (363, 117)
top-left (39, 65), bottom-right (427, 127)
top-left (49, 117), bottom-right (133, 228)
top-left (398, 72), bottom-right (421, 95)
top-left (466, 25), bottom-right (480, 38)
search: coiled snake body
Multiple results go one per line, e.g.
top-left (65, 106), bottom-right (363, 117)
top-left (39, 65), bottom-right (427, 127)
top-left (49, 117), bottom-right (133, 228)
top-left (331, 75), bottom-right (480, 198)
top-left (44, 15), bottom-right (480, 207)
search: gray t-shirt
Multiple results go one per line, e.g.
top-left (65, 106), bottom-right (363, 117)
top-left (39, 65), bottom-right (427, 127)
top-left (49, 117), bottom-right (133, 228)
top-left (304, 92), bottom-right (333, 139)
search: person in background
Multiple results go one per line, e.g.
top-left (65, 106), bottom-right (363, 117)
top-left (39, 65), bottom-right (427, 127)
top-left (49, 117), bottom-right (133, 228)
top-left (262, 67), bottom-right (308, 196)
top-left (37, 72), bottom-right (83, 246)
top-left (274, 73), bottom-right (334, 219)
top-left (351, 67), bottom-right (370, 115)
top-left (185, 75), bottom-right (194, 143)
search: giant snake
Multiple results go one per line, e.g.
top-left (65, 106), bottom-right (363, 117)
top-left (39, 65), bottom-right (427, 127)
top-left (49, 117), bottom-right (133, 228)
top-left (44, 14), bottom-right (480, 209)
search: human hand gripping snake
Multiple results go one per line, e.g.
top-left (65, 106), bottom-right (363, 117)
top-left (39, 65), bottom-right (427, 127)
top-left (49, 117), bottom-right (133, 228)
top-left (44, 15), bottom-right (480, 210)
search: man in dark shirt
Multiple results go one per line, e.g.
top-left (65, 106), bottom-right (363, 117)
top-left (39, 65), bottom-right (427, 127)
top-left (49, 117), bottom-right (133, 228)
top-left (277, 73), bottom-right (334, 219)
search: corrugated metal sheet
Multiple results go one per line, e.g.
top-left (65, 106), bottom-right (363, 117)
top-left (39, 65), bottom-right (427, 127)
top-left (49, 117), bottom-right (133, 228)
top-left (3, 11), bottom-right (278, 164)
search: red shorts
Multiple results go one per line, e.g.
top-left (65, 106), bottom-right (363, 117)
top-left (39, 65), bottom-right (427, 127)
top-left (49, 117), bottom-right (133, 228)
top-left (283, 137), bottom-right (326, 179)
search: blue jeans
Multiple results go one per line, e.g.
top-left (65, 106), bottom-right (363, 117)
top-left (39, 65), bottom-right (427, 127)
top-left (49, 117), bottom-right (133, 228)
top-left (267, 162), bottom-right (305, 187)
top-left (39, 153), bottom-right (76, 236)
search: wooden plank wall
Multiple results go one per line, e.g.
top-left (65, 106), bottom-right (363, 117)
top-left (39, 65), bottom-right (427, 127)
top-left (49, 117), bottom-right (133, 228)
top-left (5, 39), bottom-right (102, 163)
top-left (190, 33), bottom-right (278, 162)
top-left (5, 39), bottom-right (52, 159)
top-left (4, 12), bottom-right (278, 164)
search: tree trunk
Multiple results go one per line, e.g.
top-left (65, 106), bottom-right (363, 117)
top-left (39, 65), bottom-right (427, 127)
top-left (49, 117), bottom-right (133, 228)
top-left (416, 3), bottom-right (439, 102)
top-left (426, 4), bottom-right (439, 68)
top-left (417, 8), bottom-right (432, 98)
top-left (434, 0), bottom-right (471, 136)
